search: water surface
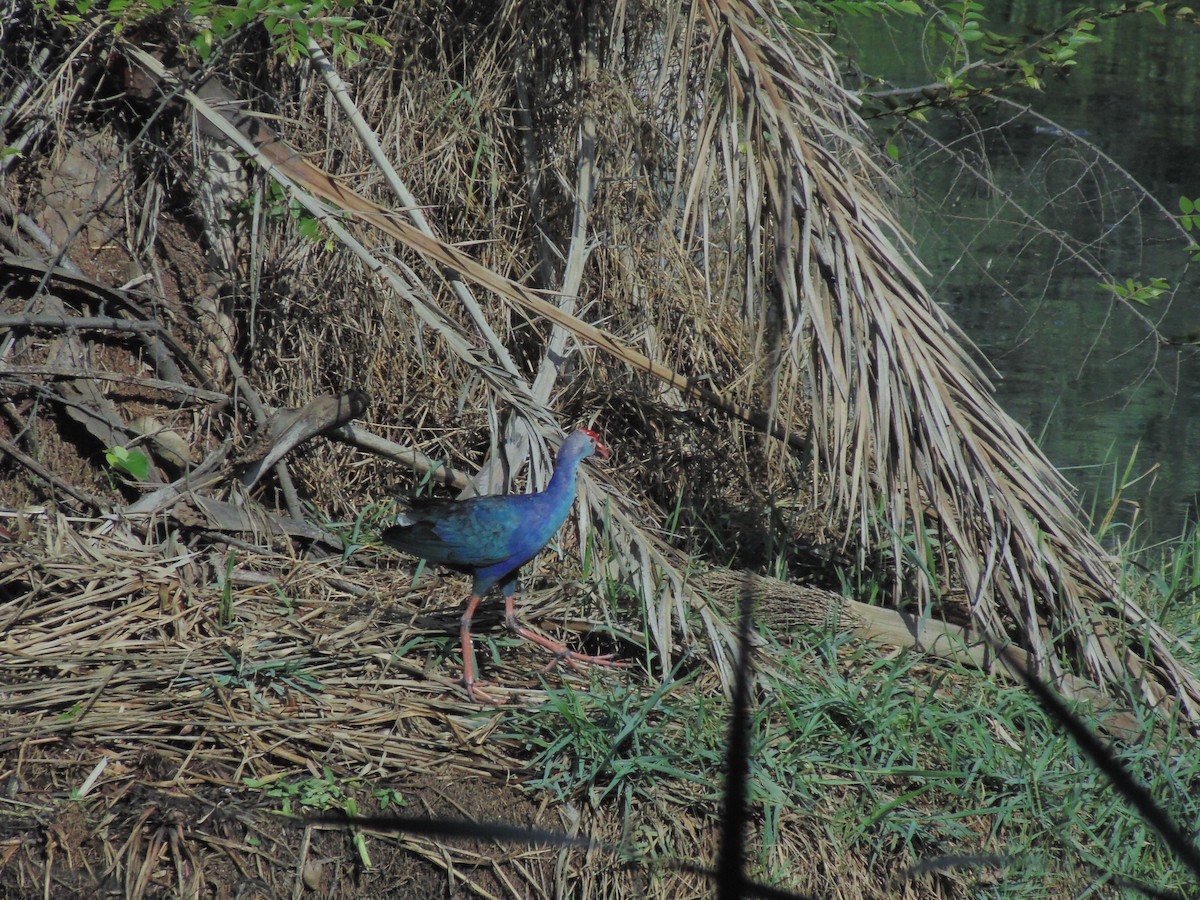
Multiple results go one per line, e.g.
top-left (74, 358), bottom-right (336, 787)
top-left (838, 6), bottom-right (1200, 542)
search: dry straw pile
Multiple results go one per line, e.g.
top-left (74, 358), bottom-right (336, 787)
top-left (1, 0), bottom-right (1195, 895)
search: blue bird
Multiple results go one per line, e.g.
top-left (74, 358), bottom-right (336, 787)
top-left (383, 428), bottom-right (619, 702)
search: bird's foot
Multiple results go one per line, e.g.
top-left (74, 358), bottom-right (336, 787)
top-left (506, 617), bottom-right (628, 674)
top-left (461, 676), bottom-right (505, 705)
top-left (540, 649), bottom-right (628, 675)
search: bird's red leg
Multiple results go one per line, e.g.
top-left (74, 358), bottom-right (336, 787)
top-left (503, 595), bottom-right (627, 674)
top-left (460, 595), bottom-right (502, 704)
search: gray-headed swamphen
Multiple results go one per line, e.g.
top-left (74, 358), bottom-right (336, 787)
top-left (383, 428), bottom-right (620, 702)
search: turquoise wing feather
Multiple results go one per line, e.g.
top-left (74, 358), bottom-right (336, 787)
top-left (382, 495), bottom-right (528, 569)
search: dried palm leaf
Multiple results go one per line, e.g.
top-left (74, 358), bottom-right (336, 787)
top-left (681, 0), bottom-right (1199, 718)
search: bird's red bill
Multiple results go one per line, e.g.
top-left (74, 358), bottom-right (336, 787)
top-left (583, 429), bottom-right (610, 460)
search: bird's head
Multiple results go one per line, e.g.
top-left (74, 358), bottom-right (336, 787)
top-left (564, 428), bottom-right (610, 462)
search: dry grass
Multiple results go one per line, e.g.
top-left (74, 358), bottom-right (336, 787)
top-left (0, 511), bottom-right (960, 899)
top-left (0, 511), bottom-right (591, 896)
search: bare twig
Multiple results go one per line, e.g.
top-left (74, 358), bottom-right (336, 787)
top-left (124, 444), bottom-right (230, 515)
top-left (1, 254), bottom-right (212, 388)
top-left (238, 390), bottom-right (371, 489)
top-left (0, 364), bottom-right (229, 402)
top-left (0, 313), bottom-right (167, 334)
top-left (323, 423), bottom-right (470, 490)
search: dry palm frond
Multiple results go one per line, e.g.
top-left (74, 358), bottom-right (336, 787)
top-left (671, 0), bottom-right (1199, 717)
top-left (124, 47), bottom-right (803, 449)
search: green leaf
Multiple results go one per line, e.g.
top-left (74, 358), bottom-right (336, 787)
top-left (192, 30), bottom-right (214, 60)
top-left (885, 142), bottom-right (900, 161)
top-left (1180, 196), bottom-right (1195, 215)
top-left (297, 216), bottom-right (322, 241)
top-left (105, 445), bottom-right (150, 480)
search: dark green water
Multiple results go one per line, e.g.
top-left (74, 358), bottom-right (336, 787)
top-left (838, 6), bottom-right (1200, 543)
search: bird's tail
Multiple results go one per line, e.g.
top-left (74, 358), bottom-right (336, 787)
top-left (391, 498), bottom-right (417, 527)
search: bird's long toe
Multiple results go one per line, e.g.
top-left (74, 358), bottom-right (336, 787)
top-left (506, 615), bottom-right (627, 673)
top-left (540, 648), bottom-right (628, 674)
top-left (461, 676), bottom-right (505, 705)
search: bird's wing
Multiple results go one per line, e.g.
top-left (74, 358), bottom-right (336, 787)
top-left (382, 496), bottom-right (522, 568)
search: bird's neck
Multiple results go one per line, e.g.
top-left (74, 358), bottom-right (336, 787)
top-left (542, 447), bottom-right (585, 507)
